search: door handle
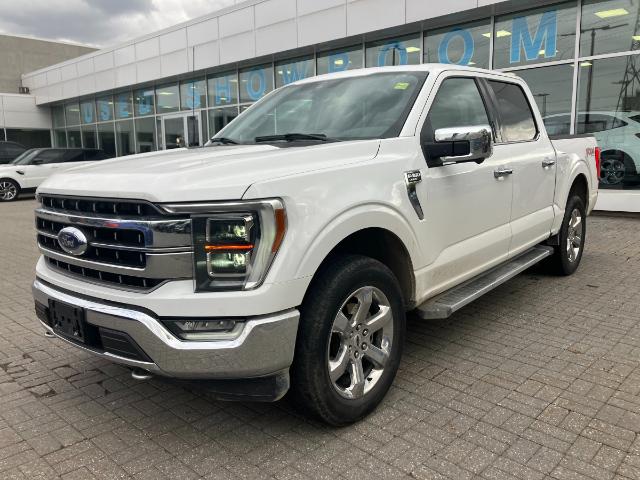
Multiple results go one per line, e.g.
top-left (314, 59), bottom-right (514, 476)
top-left (542, 158), bottom-right (556, 168)
top-left (494, 168), bottom-right (513, 179)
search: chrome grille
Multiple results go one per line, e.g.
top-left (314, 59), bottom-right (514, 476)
top-left (36, 195), bottom-right (193, 292)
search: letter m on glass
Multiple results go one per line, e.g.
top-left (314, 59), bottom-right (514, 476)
top-left (510, 10), bottom-right (558, 64)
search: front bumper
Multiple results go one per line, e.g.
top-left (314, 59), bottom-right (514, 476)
top-left (33, 279), bottom-right (300, 383)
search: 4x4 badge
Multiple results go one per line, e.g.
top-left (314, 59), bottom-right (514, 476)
top-left (404, 170), bottom-right (424, 220)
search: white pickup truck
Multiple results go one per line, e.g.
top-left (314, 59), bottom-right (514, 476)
top-left (33, 65), bottom-right (599, 425)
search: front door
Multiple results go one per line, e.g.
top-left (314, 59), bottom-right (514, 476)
top-left (162, 113), bottom-right (202, 150)
top-left (415, 73), bottom-right (513, 297)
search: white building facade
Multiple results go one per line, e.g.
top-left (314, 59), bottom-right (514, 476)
top-left (15, 0), bottom-right (640, 212)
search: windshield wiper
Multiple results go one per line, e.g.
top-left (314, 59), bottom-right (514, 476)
top-left (208, 137), bottom-right (239, 145)
top-left (254, 133), bottom-right (333, 143)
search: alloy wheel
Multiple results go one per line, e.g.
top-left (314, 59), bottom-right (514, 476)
top-left (0, 181), bottom-right (17, 201)
top-left (600, 158), bottom-right (625, 185)
top-left (327, 286), bottom-right (393, 400)
top-left (566, 208), bottom-right (583, 263)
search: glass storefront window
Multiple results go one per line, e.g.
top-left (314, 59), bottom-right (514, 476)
top-left (65, 103), bottom-right (80, 126)
top-left (115, 120), bottom-right (134, 156)
top-left (317, 45), bottom-right (364, 75)
top-left (181, 78), bottom-right (206, 110)
top-left (135, 117), bottom-right (156, 153)
top-left (424, 20), bottom-right (491, 68)
top-left (67, 128), bottom-right (81, 148)
top-left (581, 0), bottom-right (640, 57)
top-left (156, 83), bottom-right (180, 113)
top-left (208, 107), bottom-right (239, 137)
top-left (5, 129), bottom-right (51, 148)
top-left (80, 100), bottom-right (96, 124)
top-left (578, 55), bottom-right (640, 189)
top-left (54, 129), bottom-right (66, 147)
top-left (365, 34), bottom-right (421, 67)
top-left (275, 56), bottom-right (314, 88)
top-left (239, 65), bottom-right (274, 104)
top-left (97, 122), bottom-right (116, 157)
top-left (96, 95), bottom-right (114, 122)
top-left (82, 125), bottom-right (97, 149)
top-left (134, 88), bottom-right (155, 116)
top-left (494, 2), bottom-right (577, 68)
top-left (208, 72), bottom-right (238, 107)
top-left (515, 64), bottom-right (575, 135)
top-left (114, 92), bottom-right (133, 119)
top-left (52, 106), bottom-right (65, 128)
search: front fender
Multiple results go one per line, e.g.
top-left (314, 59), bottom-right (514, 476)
top-left (294, 203), bottom-right (423, 280)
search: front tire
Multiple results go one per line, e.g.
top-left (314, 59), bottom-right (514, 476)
top-left (290, 255), bottom-right (406, 426)
top-left (0, 179), bottom-right (20, 202)
top-left (548, 195), bottom-right (587, 276)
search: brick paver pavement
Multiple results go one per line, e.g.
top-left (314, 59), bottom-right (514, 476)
top-left (1, 198), bottom-right (640, 479)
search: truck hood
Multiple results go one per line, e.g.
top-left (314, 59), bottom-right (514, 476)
top-left (37, 141), bottom-right (380, 202)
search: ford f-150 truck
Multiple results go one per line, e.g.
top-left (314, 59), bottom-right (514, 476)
top-left (32, 65), bottom-right (599, 425)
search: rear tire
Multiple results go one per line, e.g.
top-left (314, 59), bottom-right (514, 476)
top-left (290, 255), bottom-right (406, 426)
top-left (0, 179), bottom-right (20, 202)
top-left (547, 195), bottom-right (586, 276)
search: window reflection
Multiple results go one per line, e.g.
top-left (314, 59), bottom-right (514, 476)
top-left (96, 96), bottom-right (114, 122)
top-left (494, 3), bottom-right (577, 68)
top-left (275, 57), bottom-right (314, 87)
top-left (317, 46), bottom-right (363, 75)
top-left (208, 72), bottom-right (238, 107)
top-left (239, 65), bottom-right (274, 104)
top-left (156, 84), bottom-right (180, 113)
top-left (134, 88), bottom-right (155, 116)
top-left (208, 107), bottom-right (238, 137)
top-left (425, 20), bottom-right (491, 68)
top-left (80, 101), bottom-right (95, 124)
top-left (581, 0), bottom-right (640, 56)
top-left (578, 55), bottom-right (640, 189)
top-left (65, 103), bottom-right (80, 126)
top-left (365, 35), bottom-right (421, 67)
top-left (180, 78), bottom-right (206, 110)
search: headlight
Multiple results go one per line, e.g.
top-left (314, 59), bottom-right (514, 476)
top-left (163, 199), bottom-right (286, 292)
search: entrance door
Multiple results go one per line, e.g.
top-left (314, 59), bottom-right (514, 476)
top-left (162, 113), bottom-right (202, 149)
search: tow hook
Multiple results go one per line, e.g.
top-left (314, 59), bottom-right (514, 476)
top-left (131, 368), bottom-right (153, 381)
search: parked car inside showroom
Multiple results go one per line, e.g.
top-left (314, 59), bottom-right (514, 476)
top-left (544, 111), bottom-right (640, 187)
top-left (0, 148), bottom-right (110, 202)
top-left (0, 141), bottom-right (27, 165)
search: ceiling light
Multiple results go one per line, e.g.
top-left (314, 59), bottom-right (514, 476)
top-left (496, 30), bottom-right (512, 38)
top-left (482, 32), bottom-right (492, 38)
top-left (633, 35), bottom-right (640, 41)
top-left (334, 59), bottom-right (344, 65)
top-left (594, 8), bottom-right (629, 19)
top-left (581, 61), bottom-right (593, 67)
top-left (405, 46), bottom-right (421, 53)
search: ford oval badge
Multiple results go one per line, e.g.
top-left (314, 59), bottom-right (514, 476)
top-left (57, 227), bottom-right (88, 256)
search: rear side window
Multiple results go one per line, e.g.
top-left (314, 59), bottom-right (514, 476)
top-left (427, 78), bottom-right (491, 132)
top-left (63, 150), bottom-right (85, 162)
top-left (35, 150), bottom-right (66, 164)
top-left (577, 113), bottom-right (627, 134)
top-left (84, 149), bottom-right (109, 161)
top-left (488, 81), bottom-right (537, 142)
top-left (0, 143), bottom-right (26, 156)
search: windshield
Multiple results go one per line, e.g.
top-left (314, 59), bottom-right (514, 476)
top-left (11, 149), bottom-right (40, 165)
top-left (214, 71), bottom-right (428, 144)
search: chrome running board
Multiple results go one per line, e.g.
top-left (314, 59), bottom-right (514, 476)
top-left (415, 245), bottom-right (554, 320)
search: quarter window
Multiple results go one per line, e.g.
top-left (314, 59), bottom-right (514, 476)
top-left (488, 81), bottom-right (537, 142)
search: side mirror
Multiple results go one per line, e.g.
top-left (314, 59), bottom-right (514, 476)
top-left (425, 125), bottom-right (493, 168)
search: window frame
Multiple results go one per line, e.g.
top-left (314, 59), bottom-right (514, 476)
top-left (480, 77), bottom-right (540, 145)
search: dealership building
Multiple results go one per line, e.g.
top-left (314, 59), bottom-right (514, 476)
top-left (4, 0), bottom-right (640, 211)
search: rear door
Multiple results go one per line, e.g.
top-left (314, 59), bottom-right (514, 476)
top-left (483, 78), bottom-right (556, 257)
top-left (20, 150), bottom-right (66, 188)
top-left (415, 73), bottom-right (513, 295)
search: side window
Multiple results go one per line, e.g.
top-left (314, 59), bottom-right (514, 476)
top-left (63, 150), bottom-right (86, 162)
top-left (426, 78), bottom-right (491, 133)
top-left (488, 81), bottom-right (537, 142)
top-left (85, 150), bottom-right (109, 161)
top-left (35, 150), bottom-right (65, 164)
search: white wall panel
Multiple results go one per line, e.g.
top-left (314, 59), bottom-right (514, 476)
top-left (220, 32), bottom-right (255, 64)
top-left (136, 57), bottom-right (161, 83)
top-left (188, 18), bottom-right (219, 46)
top-left (406, 0), bottom-right (477, 22)
top-left (114, 45), bottom-right (136, 66)
top-left (255, 0), bottom-right (296, 27)
top-left (256, 20), bottom-right (297, 56)
top-left (191, 41), bottom-right (220, 71)
top-left (94, 70), bottom-right (115, 93)
top-left (161, 50), bottom-right (190, 78)
top-left (297, 0), bottom-right (345, 16)
top-left (46, 69), bottom-right (61, 85)
top-left (160, 29), bottom-right (187, 54)
top-left (116, 64), bottom-right (137, 87)
top-left (93, 52), bottom-right (114, 72)
top-left (61, 80), bottom-right (78, 99)
top-left (60, 64), bottom-right (77, 81)
top-left (135, 38), bottom-right (160, 60)
top-left (346, 0), bottom-right (406, 36)
top-left (298, 5), bottom-right (347, 47)
top-left (77, 75), bottom-right (96, 96)
top-left (76, 58), bottom-right (94, 77)
top-left (219, 8), bottom-right (254, 37)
